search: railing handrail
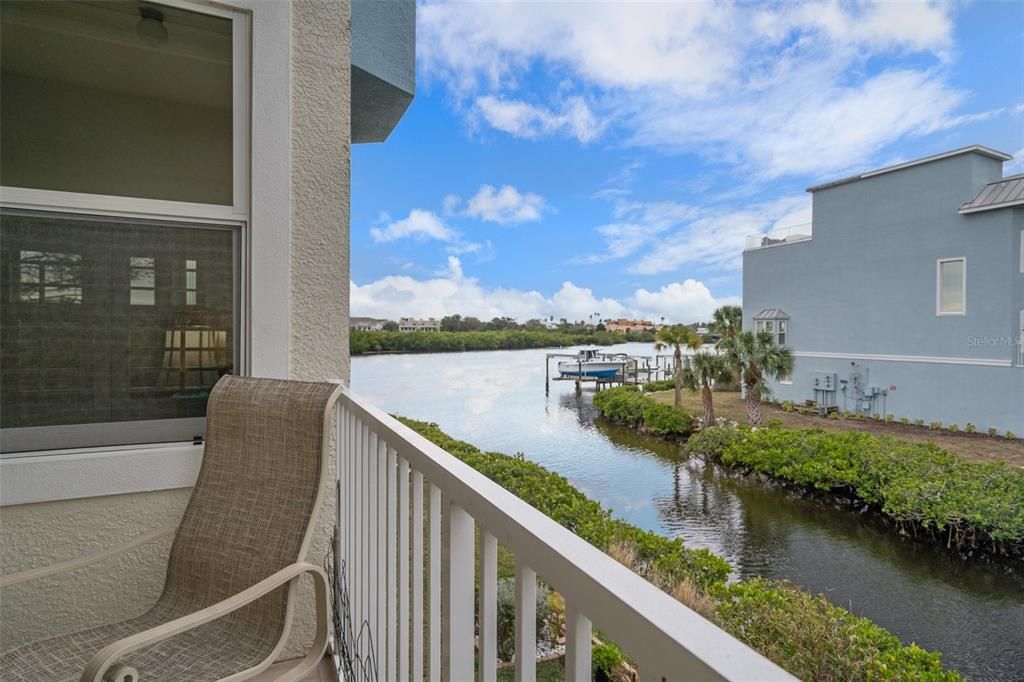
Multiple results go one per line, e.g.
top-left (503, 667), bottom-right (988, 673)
top-left (745, 222), bottom-right (813, 251)
top-left (338, 387), bottom-right (795, 681)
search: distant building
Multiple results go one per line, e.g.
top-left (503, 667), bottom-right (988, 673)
top-left (351, 317), bottom-right (387, 331)
top-left (398, 317), bottom-right (441, 332)
top-left (744, 145), bottom-right (1023, 434)
top-left (605, 319), bottom-right (655, 334)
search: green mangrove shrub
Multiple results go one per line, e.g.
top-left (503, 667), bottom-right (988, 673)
top-left (594, 386), bottom-right (694, 439)
top-left (690, 424), bottom-right (1024, 549)
top-left (350, 329), bottom-right (629, 355)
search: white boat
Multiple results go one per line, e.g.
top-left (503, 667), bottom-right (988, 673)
top-left (557, 349), bottom-right (629, 379)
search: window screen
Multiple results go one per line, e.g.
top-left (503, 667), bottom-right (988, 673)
top-left (1, 210), bottom-right (238, 452)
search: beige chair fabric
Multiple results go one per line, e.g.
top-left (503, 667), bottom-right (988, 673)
top-left (0, 376), bottom-right (341, 682)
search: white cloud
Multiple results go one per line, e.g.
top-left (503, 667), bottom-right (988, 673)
top-left (442, 194), bottom-right (461, 215)
top-left (576, 194), bottom-right (811, 273)
top-left (370, 209), bottom-right (457, 243)
top-left (418, 1), bottom-right (994, 179)
top-left (351, 270), bottom-right (733, 324)
top-left (476, 95), bottom-right (601, 143)
top-left (1003, 148), bottom-right (1024, 175)
top-left (463, 184), bottom-right (548, 224)
top-left (631, 280), bottom-right (741, 323)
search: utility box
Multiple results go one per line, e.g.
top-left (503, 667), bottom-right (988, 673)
top-left (811, 372), bottom-right (837, 391)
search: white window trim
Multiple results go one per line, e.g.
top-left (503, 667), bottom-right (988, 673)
top-left (1019, 230), bottom-right (1023, 274)
top-left (0, 0), bottom-right (254, 460)
top-left (0, 0), bottom-right (294, 502)
top-left (936, 257), bottom-right (967, 316)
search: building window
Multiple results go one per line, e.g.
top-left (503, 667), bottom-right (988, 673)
top-left (1, 211), bottom-right (238, 453)
top-left (756, 318), bottom-right (788, 346)
top-left (937, 258), bottom-right (966, 315)
top-left (130, 257), bottom-right (156, 306)
top-left (18, 251), bottom-right (83, 304)
top-left (185, 259), bottom-right (198, 306)
top-left (0, 2), bottom-right (249, 455)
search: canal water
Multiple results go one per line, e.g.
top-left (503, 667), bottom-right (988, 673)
top-left (352, 343), bottom-right (1024, 680)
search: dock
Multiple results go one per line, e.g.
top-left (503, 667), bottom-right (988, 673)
top-left (545, 351), bottom-right (676, 394)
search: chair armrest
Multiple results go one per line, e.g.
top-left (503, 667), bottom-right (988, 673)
top-left (0, 526), bottom-right (177, 589)
top-left (80, 561), bottom-right (331, 682)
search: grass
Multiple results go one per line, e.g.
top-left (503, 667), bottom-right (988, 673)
top-left (496, 659), bottom-right (564, 681)
top-left (646, 388), bottom-right (1024, 467)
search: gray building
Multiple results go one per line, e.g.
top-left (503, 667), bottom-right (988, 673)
top-left (743, 145), bottom-right (1023, 434)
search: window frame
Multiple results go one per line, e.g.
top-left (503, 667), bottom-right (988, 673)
top-left (0, 0), bottom-right (252, 457)
top-left (936, 257), bottom-right (967, 316)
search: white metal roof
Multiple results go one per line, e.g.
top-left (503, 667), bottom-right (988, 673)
top-left (806, 145), bottom-right (1013, 193)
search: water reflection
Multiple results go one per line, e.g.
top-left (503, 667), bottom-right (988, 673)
top-left (353, 344), bottom-right (1024, 680)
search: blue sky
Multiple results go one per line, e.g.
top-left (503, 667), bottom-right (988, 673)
top-left (352, 0), bottom-right (1023, 324)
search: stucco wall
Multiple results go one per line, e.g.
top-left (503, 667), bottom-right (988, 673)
top-left (285, 0), bottom-right (352, 660)
top-left (0, 489), bottom-right (189, 651)
top-left (743, 151), bottom-right (1024, 433)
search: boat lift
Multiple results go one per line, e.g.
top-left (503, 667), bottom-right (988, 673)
top-left (544, 351), bottom-right (673, 394)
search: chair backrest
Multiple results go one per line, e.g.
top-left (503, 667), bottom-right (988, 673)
top-left (156, 376), bottom-right (341, 631)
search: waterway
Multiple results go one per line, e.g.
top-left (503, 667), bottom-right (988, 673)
top-left (353, 343), bottom-right (1024, 680)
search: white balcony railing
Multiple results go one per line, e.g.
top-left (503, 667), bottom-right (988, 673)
top-left (745, 223), bottom-right (812, 251)
top-left (334, 387), bottom-right (794, 681)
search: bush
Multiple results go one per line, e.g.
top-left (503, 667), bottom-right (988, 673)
top-left (899, 417), bottom-right (910, 425)
top-left (708, 424), bottom-right (1024, 546)
top-left (915, 419), bottom-right (925, 427)
top-left (350, 329), bottom-right (629, 355)
top-left (987, 427), bottom-right (999, 437)
top-left (885, 414), bottom-right (895, 423)
top-left (964, 423), bottom-right (976, 434)
top-left (641, 402), bottom-right (693, 438)
top-left (496, 578), bottom-right (552, 661)
top-left (713, 579), bottom-right (958, 681)
top-left (400, 417), bottom-right (961, 680)
top-left (929, 421), bottom-right (943, 430)
top-left (947, 424), bottom-right (960, 433)
top-left (595, 386), bottom-right (694, 439)
top-left (642, 379), bottom-right (676, 393)
top-left (684, 424), bottom-right (745, 458)
top-left (592, 642), bottom-right (624, 674)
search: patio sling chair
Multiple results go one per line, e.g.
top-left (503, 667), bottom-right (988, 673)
top-left (0, 376), bottom-right (342, 682)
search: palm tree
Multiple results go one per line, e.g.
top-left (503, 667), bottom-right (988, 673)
top-left (709, 305), bottom-right (743, 347)
top-left (679, 352), bottom-right (733, 427)
top-left (721, 330), bottom-right (794, 425)
top-left (655, 325), bottom-right (702, 408)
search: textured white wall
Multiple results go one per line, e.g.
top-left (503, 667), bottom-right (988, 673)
top-left (0, 490), bottom-right (189, 651)
top-left (284, 0), bottom-right (352, 660)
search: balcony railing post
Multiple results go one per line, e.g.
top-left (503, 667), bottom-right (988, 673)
top-left (514, 561), bottom-right (536, 682)
top-left (428, 484), bottom-right (441, 682)
top-left (444, 502), bottom-right (475, 681)
top-left (564, 604), bottom-right (592, 682)
top-left (479, 530), bottom-right (498, 682)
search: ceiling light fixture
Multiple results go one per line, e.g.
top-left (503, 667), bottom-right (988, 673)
top-left (136, 6), bottom-right (168, 47)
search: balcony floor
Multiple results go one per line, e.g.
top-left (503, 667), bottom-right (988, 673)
top-left (262, 656), bottom-right (337, 681)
